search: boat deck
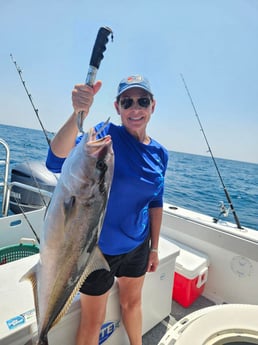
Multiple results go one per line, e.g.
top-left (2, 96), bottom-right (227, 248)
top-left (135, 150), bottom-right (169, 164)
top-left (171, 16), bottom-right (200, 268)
top-left (143, 296), bottom-right (215, 344)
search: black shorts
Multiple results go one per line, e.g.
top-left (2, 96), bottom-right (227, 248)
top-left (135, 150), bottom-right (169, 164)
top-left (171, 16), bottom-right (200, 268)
top-left (80, 237), bottom-right (150, 296)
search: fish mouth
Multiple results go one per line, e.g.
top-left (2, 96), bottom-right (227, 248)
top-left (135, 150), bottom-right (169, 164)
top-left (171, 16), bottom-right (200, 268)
top-left (87, 133), bottom-right (112, 147)
top-left (86, 130), bottom-right (113, 158)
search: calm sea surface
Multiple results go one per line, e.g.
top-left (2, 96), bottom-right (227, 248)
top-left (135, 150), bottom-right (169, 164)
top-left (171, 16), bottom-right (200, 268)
top-left (1, 124), bottom-right (257, 230)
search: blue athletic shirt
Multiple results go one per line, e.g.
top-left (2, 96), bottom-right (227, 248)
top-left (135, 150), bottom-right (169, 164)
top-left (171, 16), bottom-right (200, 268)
top-left (46, 122), bottom-right (168, 255)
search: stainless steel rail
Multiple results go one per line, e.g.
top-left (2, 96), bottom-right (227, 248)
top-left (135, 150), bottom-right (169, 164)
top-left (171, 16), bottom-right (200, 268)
top-left (0, 139), bottom-right (52, 216)
top-left (0, 139), bottom-right (10, 216)
top-left (3, 181), bottom-right (52, 216)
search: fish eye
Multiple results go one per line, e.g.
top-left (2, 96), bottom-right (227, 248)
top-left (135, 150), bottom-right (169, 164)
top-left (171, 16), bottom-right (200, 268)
top-left (96, 159), bottom-right (107, 172)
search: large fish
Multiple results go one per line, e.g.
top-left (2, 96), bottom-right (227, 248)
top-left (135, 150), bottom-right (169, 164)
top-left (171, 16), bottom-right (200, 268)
top-left (22, 127), bottom-right (114, 345)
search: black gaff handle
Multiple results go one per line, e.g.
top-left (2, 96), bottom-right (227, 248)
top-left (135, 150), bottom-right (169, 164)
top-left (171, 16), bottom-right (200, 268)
top-left (85, 26), bottom-right (113, 86)
top-left (77, 26), bottom-right (113, 133)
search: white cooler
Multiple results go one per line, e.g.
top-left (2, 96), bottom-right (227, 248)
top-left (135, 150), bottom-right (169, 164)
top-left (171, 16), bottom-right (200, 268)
top-left (0, 236), bottom-right (179, 345)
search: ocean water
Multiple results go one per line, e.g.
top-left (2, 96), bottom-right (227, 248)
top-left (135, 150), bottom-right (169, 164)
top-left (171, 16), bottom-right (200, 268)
top-left (1, 124), bottom-right (257, 230)
top-left (164, 151), bottom-right (258, 230)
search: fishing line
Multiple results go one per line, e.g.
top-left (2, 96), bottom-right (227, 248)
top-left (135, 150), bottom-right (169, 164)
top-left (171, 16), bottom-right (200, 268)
top-left (12, 194), bottom-right (41, 244)
top-left (10, 54), bottom-right (51, 147)
top-left (180, 73), bottom-right (242, 230)
top-left (25, 160), bottom-right (49, 209)
top-left (9, 55), bottom-right (55, 242)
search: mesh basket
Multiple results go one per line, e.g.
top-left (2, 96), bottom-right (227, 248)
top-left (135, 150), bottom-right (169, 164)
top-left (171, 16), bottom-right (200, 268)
top-left (0, 243), bottom-right (39, 265)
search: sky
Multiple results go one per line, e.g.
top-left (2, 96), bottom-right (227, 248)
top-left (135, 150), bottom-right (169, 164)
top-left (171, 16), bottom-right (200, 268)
top-left (0, 0), bottom-right (257, 163)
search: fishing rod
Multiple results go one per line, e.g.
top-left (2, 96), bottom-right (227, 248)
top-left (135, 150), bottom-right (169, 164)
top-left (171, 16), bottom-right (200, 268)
top-left (10, 54), bottom-right (54, 244)
top-left (180, 73), bottom-right (243, 230)
top-left (77, 26), bottom-right (113, 133)
top-left (10, 54), bottom-right (51, 146)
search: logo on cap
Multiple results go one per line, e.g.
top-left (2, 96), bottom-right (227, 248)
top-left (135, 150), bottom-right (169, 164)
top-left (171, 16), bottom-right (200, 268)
top-left (126, 75), bottom-right (143, 84)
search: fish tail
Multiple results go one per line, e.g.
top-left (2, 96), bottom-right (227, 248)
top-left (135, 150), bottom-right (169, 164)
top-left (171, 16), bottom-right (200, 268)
top-left (22, 327), bottom-right (48, 345)
top-left (36, 333), bottom-right (49, 345)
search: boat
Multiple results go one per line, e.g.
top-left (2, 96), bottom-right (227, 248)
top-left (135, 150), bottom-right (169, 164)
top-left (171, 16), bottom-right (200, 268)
top-left (1, 136), bottom-right (258, 345)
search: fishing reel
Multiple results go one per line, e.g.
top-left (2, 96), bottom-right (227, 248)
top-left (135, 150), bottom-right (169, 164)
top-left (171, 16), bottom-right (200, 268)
top-left (218, 201), bottom-right (229, 217)
top-left (213, 201), bottom-right (229, 223)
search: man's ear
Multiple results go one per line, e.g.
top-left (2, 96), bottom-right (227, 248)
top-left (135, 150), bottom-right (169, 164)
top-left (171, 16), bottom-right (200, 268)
top-left (151, 99), bottom-right (156, 113)
top-left (114, 101), bottom-right (120, 115)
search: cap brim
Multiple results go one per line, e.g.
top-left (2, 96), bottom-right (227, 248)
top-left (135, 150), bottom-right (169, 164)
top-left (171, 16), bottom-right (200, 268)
top-left (117, 84), bottom-right (153, 97)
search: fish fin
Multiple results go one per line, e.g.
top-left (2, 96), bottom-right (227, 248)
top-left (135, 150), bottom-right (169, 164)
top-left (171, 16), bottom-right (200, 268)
top-left (20, 264), bottom-right (40, 325)
top-left (51, 245), bottom-right (109, 327)
top-left (83, 245), bottom-right (110, 275)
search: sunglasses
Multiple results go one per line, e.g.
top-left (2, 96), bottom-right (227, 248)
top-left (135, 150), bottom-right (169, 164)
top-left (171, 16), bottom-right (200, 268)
top-left (119, 97), bottom-right (151, 109)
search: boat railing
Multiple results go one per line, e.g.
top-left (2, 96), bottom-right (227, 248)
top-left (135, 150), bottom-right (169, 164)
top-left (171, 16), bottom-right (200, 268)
top-left (2, 181), bottom-right (52, 217)
top-left (1, 138), bottom-right (53, 217)
top-left (0, 139), bottom-right (10, 216)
